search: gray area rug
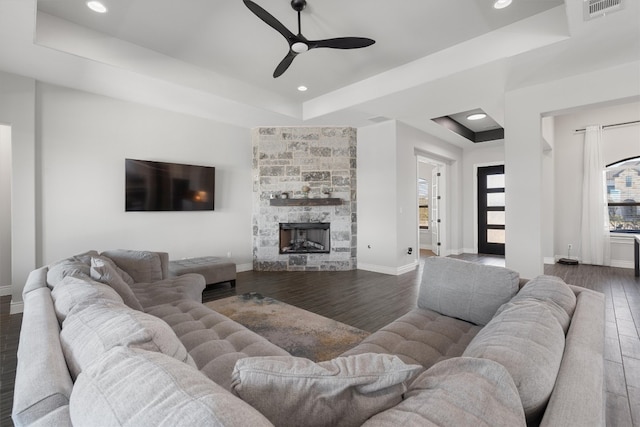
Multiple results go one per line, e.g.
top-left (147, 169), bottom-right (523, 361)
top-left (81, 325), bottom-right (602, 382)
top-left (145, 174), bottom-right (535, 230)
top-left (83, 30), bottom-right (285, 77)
top-left (204, 293), bottom-right (370, 361)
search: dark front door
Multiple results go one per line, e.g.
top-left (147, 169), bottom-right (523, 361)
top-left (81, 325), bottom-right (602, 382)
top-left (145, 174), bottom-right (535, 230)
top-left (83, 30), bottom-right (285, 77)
top-left (478, 165), bottom-right (505, 255)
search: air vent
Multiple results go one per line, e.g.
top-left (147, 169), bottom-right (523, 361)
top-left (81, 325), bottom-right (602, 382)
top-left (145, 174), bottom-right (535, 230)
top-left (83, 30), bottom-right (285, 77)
top-left (584, 0), bottom-right (623, 20)
top-left (367, 116), bottom-right (390, 123)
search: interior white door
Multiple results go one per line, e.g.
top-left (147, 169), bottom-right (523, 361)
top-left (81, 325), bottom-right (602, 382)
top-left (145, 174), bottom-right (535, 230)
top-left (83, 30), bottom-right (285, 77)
top-left (431, 166), bottom-right (440, 256)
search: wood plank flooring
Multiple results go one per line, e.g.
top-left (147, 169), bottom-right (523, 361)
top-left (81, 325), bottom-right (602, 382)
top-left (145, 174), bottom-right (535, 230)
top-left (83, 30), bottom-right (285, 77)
top-left (1, 251), bottom-right (638, 426)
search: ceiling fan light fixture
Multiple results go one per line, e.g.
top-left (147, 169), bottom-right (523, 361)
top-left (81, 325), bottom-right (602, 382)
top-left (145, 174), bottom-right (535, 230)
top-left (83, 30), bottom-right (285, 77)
top-left (493, 0), bottom-right (512, 9)
top-left (86, 1), bottom-right (108, 13)
top-left (291, 42), bottom-right (309, 53)
top-left (467, 113), bottom-right (487, 121)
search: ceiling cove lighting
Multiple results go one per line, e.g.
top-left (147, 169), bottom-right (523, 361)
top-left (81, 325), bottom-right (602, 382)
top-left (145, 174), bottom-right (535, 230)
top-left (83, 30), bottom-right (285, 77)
top-left (493, 0), bottom-right (512, 9)
top-left (467, 113), bottom-right (487, 121)
top-left (87, 1), bottom-right (108, 13)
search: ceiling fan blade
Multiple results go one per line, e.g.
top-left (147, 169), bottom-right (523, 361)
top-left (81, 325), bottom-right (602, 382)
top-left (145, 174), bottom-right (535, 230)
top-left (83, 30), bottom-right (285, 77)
top-left (308, 37), bottom-right (375, 50)
top-left (243, 0), bottom-right (295, 40)
top-left (273, 52), bottom-right (297, 78)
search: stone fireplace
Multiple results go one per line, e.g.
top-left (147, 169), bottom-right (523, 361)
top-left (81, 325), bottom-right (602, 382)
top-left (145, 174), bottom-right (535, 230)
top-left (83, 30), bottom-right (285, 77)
top-left (252, 127), bottom-right (357, 271)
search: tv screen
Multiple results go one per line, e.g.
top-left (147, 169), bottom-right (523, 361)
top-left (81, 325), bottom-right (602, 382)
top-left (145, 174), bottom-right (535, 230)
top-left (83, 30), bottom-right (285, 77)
top-left (125, 159), bottom-right (215, 211)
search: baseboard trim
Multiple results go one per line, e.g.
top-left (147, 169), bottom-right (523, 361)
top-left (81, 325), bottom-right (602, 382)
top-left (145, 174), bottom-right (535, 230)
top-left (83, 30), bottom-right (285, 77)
top-left (544, 257), bottom-right (556, 265)
top-left (552, 255), bottom-right (633, 269)
top-left (397, 261), bottom-right (419, 275)
top-left (610, 260), bottom-right (633, 269)
top-left (10, 300), bottom-right (24, 314)
top-left (358, 262), bottom-right (418, 276)
top-left (236, 263), bottom-right (253, 273)
top-left (0, 285), bottom-right (11, 296)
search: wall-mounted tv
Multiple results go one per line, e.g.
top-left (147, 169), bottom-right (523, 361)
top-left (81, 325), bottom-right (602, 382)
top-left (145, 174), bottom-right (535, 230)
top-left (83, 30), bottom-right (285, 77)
top-left (125, 159), bottom-right (215, 211)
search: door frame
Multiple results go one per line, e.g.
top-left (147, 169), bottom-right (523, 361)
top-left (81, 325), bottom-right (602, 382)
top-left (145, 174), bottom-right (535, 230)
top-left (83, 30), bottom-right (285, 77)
top-left (473, 161), bottom-right (505, 254)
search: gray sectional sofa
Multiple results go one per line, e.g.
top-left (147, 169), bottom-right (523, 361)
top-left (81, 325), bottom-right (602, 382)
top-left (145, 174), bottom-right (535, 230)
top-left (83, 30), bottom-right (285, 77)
top-left (12, 251), bottom-right (605, 427)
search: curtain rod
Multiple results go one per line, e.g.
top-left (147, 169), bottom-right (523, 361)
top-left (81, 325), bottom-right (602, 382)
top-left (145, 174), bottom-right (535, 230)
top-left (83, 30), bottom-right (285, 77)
top-left (574, 120), bottom-right (640, 133)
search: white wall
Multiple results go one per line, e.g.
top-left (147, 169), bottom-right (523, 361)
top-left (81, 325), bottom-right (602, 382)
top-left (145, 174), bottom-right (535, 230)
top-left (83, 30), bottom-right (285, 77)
top-left (357, 121), bottom-right (398, 273)
top-left (461, 141), bottom-right (505, 253)
top-left (0, 125), bottom-right (11, 294)
top-left (37, 83), bottom-right (253, 267)
top-left (553, 100), bottom-right (640, 267)
top-left (357, 120), bottom-right (463, 275)
top-left (0, 71), bottom-right (36, 311)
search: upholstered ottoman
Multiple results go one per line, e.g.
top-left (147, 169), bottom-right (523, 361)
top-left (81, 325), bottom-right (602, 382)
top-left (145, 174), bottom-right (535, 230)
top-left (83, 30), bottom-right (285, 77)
top-left (169, 256), bottom-right (236, 287)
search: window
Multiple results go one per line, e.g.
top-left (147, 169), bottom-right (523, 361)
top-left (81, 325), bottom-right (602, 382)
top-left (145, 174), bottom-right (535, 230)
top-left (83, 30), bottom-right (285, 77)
top-left (418, 178), bottom-right (429, 229)
top-left (607, 157), bottom-right (640, 232)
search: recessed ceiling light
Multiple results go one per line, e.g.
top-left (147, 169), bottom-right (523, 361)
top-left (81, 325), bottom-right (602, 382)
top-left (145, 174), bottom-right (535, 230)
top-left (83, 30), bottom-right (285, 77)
top-left (297, 85), bottom-right (308, 92)
top-left (467, 113), bottom-right (487, 121)
top-left (493, 0), bottom-right (512, 9)
top-left (87, 1), bottom-right (108, 13)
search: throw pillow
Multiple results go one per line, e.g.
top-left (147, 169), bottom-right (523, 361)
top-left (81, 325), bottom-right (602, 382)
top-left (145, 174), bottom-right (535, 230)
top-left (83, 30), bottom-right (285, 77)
top-left (93, 254), bottom-right (135, 285)
top-left (418, 257), bottom-right (520, 325)
top-left (70, 347), bottom-right (274, 427)
top-left (463, 301), bottom-right (565, 423)
top-left (231, 353), bottom-right (423, 427)
top-left (90, 257), bottom-right (143, 311)
top-left (362, 357), bottom-right (526, 427)
top-left (100, 250), bottom-right (163, 283)
top-left (46, 250), bottom-right (100, 287)
top-left (61, 301), bottom-right (196, 380)
top-left (50, 275), bottom-right (124, 322)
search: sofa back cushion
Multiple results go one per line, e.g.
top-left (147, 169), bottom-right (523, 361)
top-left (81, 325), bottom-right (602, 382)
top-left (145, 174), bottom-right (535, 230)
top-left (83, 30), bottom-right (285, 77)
top-left (90, 257), bottom-right (143, 311)
top-left (507, 275), bottom-right (576, 333)
top-left (362, 357), bottom-right (526, 427)
top-left (231, 354), bottom-right (423, 427)
top-left (70, 347), bottom-right (274, 427)
top-left (50, 275), bottom-right (124, 322)
top-left (60, 301), bottom-right (195, 380)
top-left (463, 300), bottom-right (565, 423)
top-left (101, 250), bottom-right (164, 283)
top-left (418, 257), bottom-right (520, 325)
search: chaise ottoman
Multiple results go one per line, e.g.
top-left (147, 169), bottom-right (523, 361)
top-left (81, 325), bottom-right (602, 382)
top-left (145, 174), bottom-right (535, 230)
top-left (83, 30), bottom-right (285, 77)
top-left (169, 256), bottom-right (236, 287)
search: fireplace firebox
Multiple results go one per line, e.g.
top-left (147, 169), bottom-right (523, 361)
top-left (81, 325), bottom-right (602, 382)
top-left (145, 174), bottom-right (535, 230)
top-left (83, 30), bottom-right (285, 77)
top-left (279, 223), bottom-right (330, 254)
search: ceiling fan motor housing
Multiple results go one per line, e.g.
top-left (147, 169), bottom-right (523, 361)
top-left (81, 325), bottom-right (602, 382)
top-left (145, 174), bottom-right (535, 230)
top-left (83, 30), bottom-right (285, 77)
top-left (291, 0), bottom-right (306, 12)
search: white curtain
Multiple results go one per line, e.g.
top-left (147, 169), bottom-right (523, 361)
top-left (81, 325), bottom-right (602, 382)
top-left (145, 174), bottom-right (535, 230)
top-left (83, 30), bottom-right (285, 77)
top-left (580, 125), bottom-right (611, 266)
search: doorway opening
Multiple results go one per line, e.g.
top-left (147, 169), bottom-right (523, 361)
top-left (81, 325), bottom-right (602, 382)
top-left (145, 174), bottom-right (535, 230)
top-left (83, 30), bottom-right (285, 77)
top-left (477, 164), bottom-right (505, 255)
top-left (417, 156), bottom-right (446, 256)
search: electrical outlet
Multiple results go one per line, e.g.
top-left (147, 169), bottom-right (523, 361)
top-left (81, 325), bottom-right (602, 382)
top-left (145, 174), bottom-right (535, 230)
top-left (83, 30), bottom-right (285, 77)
top-left (568, 244), bottom-right (573, 251)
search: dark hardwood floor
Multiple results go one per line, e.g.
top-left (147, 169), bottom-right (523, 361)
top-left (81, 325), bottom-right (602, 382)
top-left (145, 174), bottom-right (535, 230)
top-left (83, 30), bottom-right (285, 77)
top-left (1, 251), bottom-right (638, 426)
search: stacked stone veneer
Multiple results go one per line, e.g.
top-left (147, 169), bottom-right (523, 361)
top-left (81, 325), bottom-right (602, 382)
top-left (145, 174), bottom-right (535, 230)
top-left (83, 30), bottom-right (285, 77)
top-left (252, 127), bottom-right (357, 271)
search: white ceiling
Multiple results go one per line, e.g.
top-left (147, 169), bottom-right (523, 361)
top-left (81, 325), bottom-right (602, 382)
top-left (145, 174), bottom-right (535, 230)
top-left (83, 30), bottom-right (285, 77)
top-left (0, 0), bottom-right (638, 148)
top-left (36, 0), bottom-right (563, 103)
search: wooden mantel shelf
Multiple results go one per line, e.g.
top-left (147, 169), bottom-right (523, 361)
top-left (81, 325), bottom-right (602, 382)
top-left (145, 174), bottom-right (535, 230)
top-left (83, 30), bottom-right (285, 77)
top-left (270, 198), bottom-right (342, 207)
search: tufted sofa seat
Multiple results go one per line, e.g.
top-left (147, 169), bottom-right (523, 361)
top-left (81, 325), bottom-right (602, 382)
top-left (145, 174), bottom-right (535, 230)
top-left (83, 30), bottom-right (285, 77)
top-left (342, 257), bottom-right (515, 368)
top-left (131, 275), bottom-right (208, 308)
top-left (145, 299), bottom-right (289, 390)
top-left (341, 308), bottom-right (481, 367)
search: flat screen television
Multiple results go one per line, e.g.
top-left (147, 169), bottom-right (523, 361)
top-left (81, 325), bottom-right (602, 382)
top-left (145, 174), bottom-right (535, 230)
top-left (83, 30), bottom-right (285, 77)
top-left (125, 159), bottom-right (215, 211)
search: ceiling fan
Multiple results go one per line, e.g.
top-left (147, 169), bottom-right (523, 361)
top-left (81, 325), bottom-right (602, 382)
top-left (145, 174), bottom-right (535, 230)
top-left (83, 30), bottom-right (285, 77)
top-left (243, 0), bottom-right (375, 78)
